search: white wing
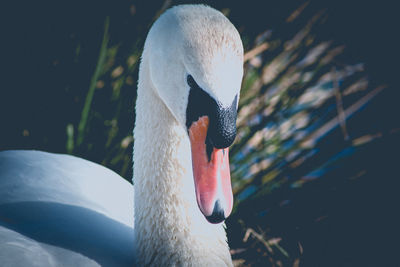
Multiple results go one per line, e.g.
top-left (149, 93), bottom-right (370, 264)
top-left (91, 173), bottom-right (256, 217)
top-left (0, 150), bottom-right (135, 266)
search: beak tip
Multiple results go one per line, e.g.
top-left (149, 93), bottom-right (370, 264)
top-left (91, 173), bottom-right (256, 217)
top-left (205, 199), bottom-right (226, 224)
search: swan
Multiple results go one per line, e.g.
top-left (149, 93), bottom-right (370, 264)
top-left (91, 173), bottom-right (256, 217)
top-left (0, 4), bottom-right (243, 266)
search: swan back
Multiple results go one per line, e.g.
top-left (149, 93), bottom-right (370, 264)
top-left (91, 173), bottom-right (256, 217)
top-left (0, 150), bottom-right (135, 266)
top-left (0, 150), bottom-right (133, 227)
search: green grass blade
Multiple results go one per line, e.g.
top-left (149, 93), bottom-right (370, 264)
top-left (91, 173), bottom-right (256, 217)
top-left (77, 17), bottom-right (110, 147)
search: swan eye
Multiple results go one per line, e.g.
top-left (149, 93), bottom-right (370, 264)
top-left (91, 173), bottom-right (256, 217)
top-left (187, 75), bottom-right (199, 89)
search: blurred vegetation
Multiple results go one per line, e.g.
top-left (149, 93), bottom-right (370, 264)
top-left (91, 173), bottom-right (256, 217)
top-left (1, 0), bottom-right (399, 266)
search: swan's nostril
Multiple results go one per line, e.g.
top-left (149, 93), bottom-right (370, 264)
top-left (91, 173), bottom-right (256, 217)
top-left (205, 200), bottom-right (225, 224)
top-left (205, 135), bottom-right (214, 162)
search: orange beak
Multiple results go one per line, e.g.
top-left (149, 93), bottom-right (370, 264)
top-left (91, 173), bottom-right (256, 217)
top-left (189, 116), bottom-right (233, 223)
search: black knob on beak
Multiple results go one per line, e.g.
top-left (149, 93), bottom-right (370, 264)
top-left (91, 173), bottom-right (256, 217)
top-left (186, 75), bottom-right (238, 149)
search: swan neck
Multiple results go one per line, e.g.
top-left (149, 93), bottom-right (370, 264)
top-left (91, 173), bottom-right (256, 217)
top-left (133, 56), bottom-right (232, 266)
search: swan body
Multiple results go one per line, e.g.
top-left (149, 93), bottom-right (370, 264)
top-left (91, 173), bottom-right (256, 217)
top-left (0, 150), bottom-right (135, 266)
top-left (0, 4), bottom-right (243, 266)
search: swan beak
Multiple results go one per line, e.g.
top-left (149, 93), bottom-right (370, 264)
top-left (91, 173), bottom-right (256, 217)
top-left (189, 116), bottom-right (233, 224)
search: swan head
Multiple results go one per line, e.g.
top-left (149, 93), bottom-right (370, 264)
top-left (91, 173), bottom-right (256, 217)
top-left (143, 5), bottom-right (243, 223)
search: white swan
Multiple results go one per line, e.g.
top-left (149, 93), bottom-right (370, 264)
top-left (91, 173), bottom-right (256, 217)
top-left (0, 4), bottom-right (243, 266)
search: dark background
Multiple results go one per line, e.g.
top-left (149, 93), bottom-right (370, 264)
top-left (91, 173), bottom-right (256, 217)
top-left (2, 0), bottom-right (398, 150)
